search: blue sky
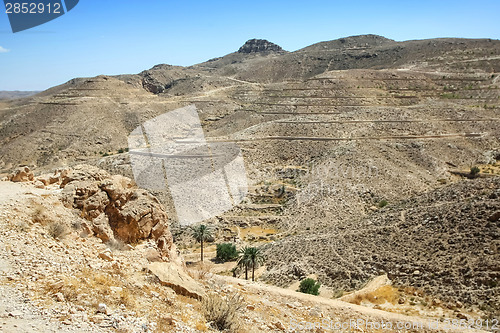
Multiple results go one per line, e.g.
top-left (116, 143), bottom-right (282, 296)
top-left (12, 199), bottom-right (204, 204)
top-left (0, 0), bottom-right (499, 91)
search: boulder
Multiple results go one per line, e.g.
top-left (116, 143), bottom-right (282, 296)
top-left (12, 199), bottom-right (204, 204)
top-left (38, 168), bottom-right (71, 186)
top-left (90, 214), bottom-right (113, 242)
top-left (488, 211), bottom-right (500, 222)
top-left (58, 165), bottom-right (179, 262)
top-left (147, 262), bottom-right (205, 299)
top-left (105, 190), bottom-right (167, 243)
top-left (60, 164), bottom-right (110, 187)
top-left (98, 250), bottom-right (113, 262)
top-left (34, 180), bottom-right (45, 189)
top-left (145, 248), bottom-right (163, 262)
top-left (61, 180), bottom-right (101, 209)
top-left (8, 166), bottom-right (34, 182)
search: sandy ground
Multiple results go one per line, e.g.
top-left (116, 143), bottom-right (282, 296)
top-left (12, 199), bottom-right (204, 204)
top-left (0, 181), bottom-right (100, 332)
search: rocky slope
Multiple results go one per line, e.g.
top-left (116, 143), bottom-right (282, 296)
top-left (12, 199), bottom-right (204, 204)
top-left (263, 177), bottom-right (500, 318)
top-left (1, 174), bottom-right (473, 333)
top-left (0, 35), bottom-right (499, 173)
top-left (0, 34), bottom-right (499, 326)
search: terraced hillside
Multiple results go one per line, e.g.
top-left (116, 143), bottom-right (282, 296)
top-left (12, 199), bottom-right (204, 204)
top-left (191, 69), bottom-right (500, 319)
top-left (0, 35), bottom-right (499, 318)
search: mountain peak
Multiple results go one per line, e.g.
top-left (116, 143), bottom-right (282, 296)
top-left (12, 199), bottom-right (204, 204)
top-left (237, 39), bottom-right (284, 53)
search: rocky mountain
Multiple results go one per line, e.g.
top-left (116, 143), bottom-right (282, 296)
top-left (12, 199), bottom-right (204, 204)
top-left (237, 38), bottom-right (285, 53)
top-left (0, 35), bottom-right (499, 324)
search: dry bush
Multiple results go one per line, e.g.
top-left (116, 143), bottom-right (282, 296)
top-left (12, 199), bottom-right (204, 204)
top-left (332, 289), bottom-right (344, 299)
top-left (351, 294), bottom-right (363, 305)
top-left (59, 280), bottom-right (80, 302)
top-left (195, 321), bottom-right (208, 331)
top-left (47, 221), bottom-right (67, 239)
top-left (44, 268), bottom-right (130, 308)
top-left (119, 288), bottom-right (137, 309)
top-left (44, 276), bottom-right (80, 302)
top-left (71, 220), bottom-right (81, 231)
top-left (369, 285), bottom-right (399, 304)
top-left (15, 221), bottom-right (30, 232)
top-left (188, 262), bottom-right (214, 281)
top-left (401, 286), bottom-right (425, 298)
top-left (202, 292), bottom-right (244, 332)
top-left (32, 202), bottom-right (50, 225)
top-left (106, 238), bottom-right (127, 251)
top-left (156, 316), bottom-right (176, 332)
top-left (349, 286), bottom-right (400, 305)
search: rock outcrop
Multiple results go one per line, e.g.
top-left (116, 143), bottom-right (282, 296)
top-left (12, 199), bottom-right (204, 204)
top-left (237, 39), bottom-right (284, 53)
top-left (39, 165), bottom-right (178, 263)
top-left (8, 166), bottom-right (34, 182)
top-left (147, 262), bottom-right (205, 299)
top-left (37, 168), bottom-right (70, 186)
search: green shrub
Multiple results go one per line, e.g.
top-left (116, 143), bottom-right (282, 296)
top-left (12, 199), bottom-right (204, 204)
top-left (441, 93), bottom-right (459, 99)
top-left (298, 278), bottom-right (321, 296)
top-left (470, 166), bottom-right (480, 178)
top-left (216, 243), bottom-right (238, 262)
top-left (378, 200), bottom-right (388, 208)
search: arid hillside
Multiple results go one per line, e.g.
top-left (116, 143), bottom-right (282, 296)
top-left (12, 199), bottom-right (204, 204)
top-left (2, 168), bottom-right (485, 333)
top-left (0, 35), bottom-right (499, 327)
top-left (0, 35), bottom-right (499, 172)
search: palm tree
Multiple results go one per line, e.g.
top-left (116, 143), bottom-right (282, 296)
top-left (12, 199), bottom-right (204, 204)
top-left (247, 247), bottom-right (265, 281)
top-left (238, 246), bottom-right (265, 281)
top-left (191, 224), bottom-right (213, 262)
top-left (237, 247), bottom-right (251, 280)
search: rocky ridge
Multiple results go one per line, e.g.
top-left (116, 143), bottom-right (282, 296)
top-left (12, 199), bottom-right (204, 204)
top-left (237, 39), bottom-right (285, 53)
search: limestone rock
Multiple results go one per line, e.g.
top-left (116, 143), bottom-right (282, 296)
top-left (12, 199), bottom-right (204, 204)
top-left (34, 180), bottom-right (45, 189)
top-left (97, 303), bottom-right (109, 315)
top-left (8, 166), bottom-right (34, 182)
top-left (273, 321), bottom-right (286, 330)
top-left (147, 262), bottom-right (205, 299)
top-left (104, 189), bottom-right (166, 244)
top-left (58, 165), bottom-right (178, 262)
top-left (90, 214), bottom-right (113, 242)
top-left (8, 310), bottom-right (23, 317)
top-left (145, 248), bottom-right (163, 262)
top-left (90, 315), bottom-right (104, 324)
top-left (37, 168), bottom-right (70, 186)
top-left (54, 292), bottom-right (65, 302)
top-left (98, 250), bottom-right (113, 262)
top-left (60, 164), bottom-right (110, 187)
